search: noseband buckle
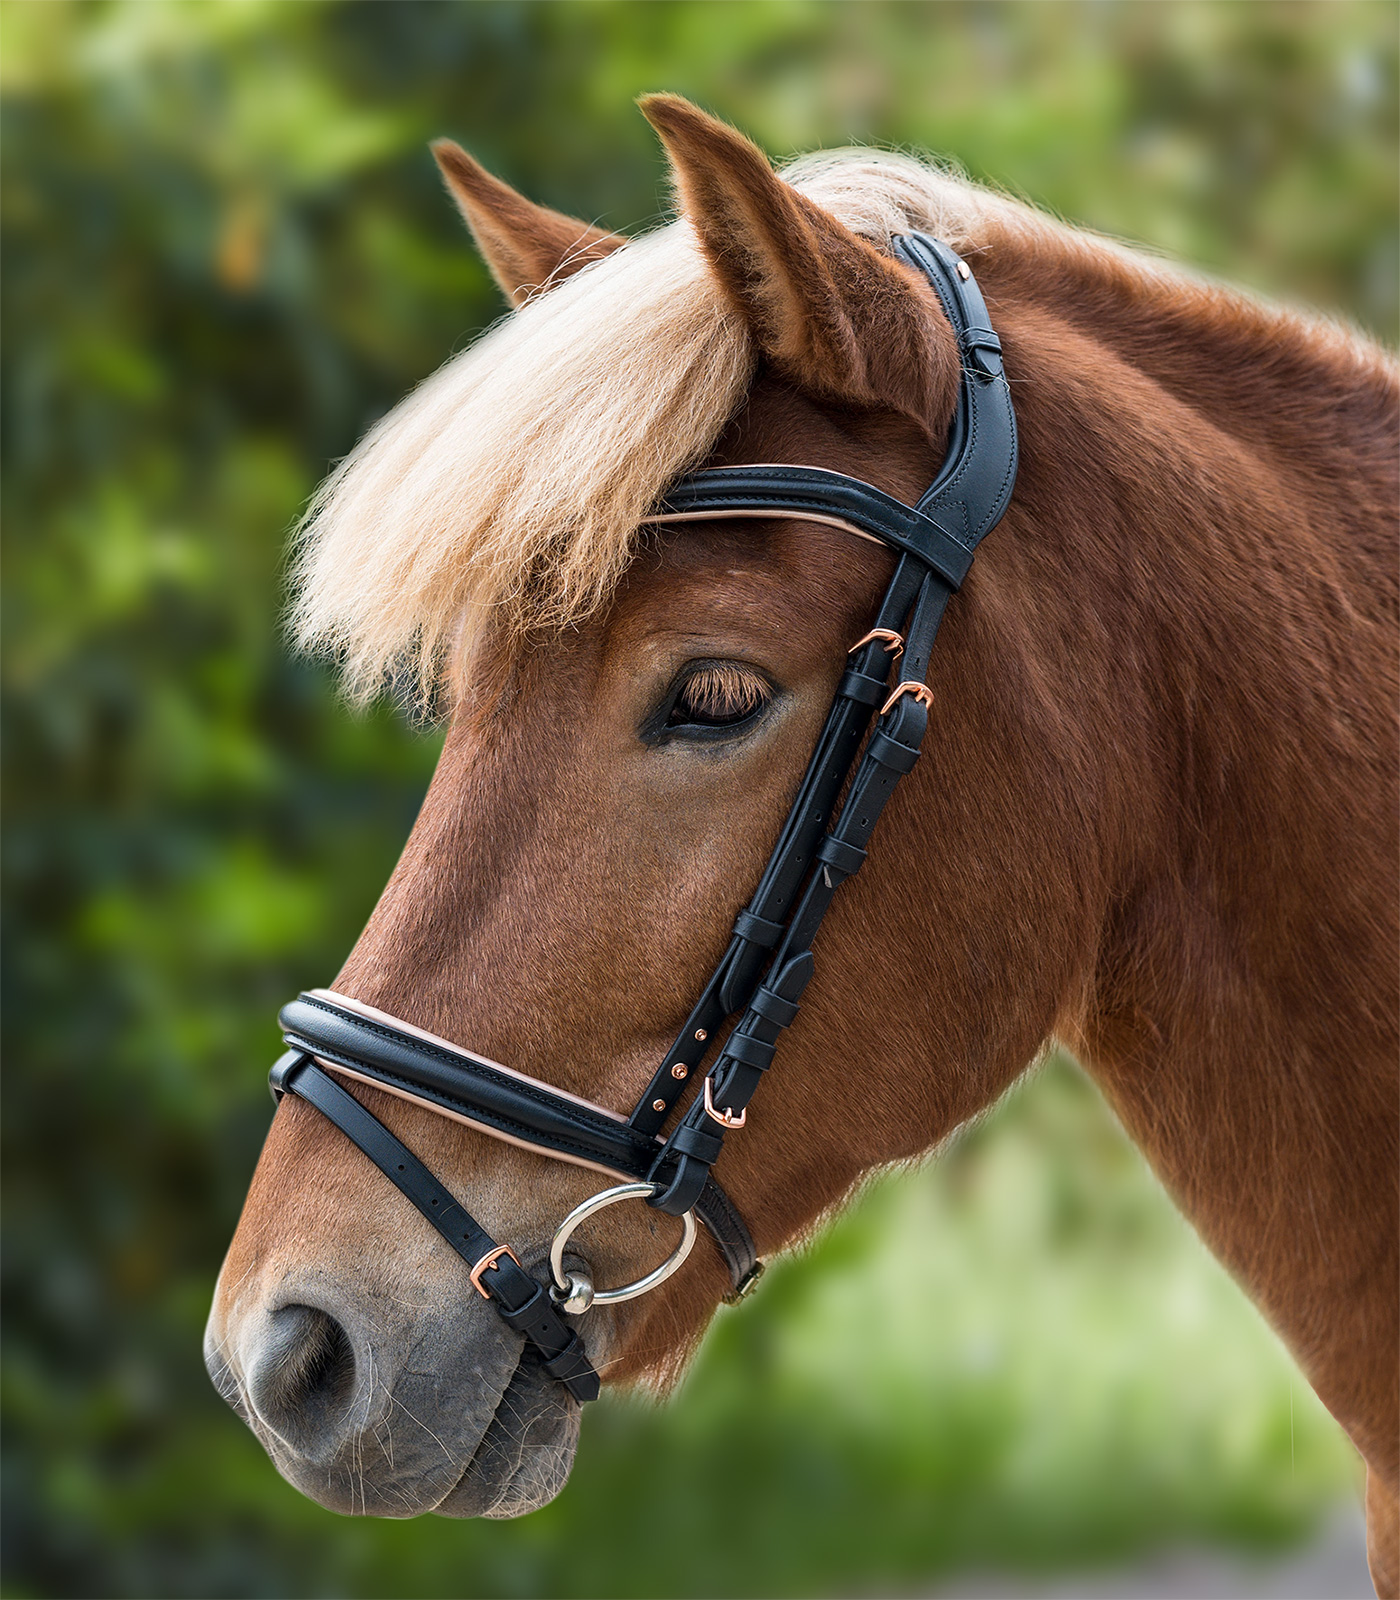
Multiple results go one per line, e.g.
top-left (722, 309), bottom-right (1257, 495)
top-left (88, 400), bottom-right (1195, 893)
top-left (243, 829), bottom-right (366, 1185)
top-left (468, 1243), bottom-right (522, 1298)
top-left (703, 1077), bottom-right (747, 1129)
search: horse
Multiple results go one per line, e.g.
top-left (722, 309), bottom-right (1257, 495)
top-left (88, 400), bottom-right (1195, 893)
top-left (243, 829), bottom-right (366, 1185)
top-left (204, 95), bottom-right (1399, 1589)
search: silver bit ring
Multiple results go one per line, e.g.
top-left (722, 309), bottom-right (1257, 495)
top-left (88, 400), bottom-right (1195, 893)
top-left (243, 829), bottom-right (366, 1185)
top-left (548, 1182), bottom-right (697, 1308)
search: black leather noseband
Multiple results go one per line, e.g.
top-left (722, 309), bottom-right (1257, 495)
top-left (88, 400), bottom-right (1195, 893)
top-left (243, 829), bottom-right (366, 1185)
top-left (269, 233), bottom-right (1018, 1405)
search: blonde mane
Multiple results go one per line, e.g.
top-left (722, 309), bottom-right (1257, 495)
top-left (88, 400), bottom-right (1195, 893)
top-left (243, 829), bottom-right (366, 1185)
top-left (290, 149), bottom-right (1328, 706)
top-left (290, 151), bottom-right (1019, 704)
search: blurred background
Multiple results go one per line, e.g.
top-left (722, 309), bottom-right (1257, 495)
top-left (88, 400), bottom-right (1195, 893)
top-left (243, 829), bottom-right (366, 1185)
top-left (2, 3), bottom-right (1395, 1596)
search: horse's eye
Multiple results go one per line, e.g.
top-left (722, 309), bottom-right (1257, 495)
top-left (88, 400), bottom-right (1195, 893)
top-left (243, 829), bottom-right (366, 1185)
top-left (667, 664), bottom-right (770, 729)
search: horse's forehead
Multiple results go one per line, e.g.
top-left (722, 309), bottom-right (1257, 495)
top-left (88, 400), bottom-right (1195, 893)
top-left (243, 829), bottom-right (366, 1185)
top-left (442, 375), bottom-right (927, 732)
top-left (597, 521), bottom-right (883, 679)
top-left (712, 372), bottom-right (940, 498)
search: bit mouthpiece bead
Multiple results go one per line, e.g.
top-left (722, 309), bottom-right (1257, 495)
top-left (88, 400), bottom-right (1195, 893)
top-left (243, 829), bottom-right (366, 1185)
top-left (551, 1270), bottom-right (595, 1315)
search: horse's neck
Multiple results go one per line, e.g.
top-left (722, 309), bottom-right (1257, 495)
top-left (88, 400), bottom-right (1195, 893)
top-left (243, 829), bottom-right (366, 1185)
top-left (989, 246), bottom-right (1398, 1472)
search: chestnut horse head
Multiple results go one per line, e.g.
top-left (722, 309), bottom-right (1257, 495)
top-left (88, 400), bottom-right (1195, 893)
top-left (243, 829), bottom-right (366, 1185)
top-left (206, 97), bottom-right (1398, 1587)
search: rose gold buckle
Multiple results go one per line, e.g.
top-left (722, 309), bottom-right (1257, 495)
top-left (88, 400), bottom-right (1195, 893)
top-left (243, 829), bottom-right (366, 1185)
top-left (848, 628), bottom-right (904, 660)
top-left (703, 1077), bottom-right (747, 1129)
top-left (880, 680), bottom-right (935, 716)
top-left (469, 1244), bottom-right (521, 1298)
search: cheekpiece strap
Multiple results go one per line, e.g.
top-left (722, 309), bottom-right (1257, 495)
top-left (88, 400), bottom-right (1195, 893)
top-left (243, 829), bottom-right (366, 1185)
top-left (639, 231), bottom-right (1018, 1218)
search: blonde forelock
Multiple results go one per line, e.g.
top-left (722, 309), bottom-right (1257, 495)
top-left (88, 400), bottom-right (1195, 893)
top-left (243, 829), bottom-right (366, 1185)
top-left (291, 149), bottom-right (1349, 709)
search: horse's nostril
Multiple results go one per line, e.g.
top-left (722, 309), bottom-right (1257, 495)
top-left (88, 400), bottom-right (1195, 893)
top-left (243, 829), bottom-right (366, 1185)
top-left (245, 1304), bottom-right (359, 1456)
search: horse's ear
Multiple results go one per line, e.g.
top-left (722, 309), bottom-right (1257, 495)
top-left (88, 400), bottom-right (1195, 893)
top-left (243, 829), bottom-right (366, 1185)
top-left (431, 140), bottom-right (626, 307)
top-left (638, 94), bottom-right (958, 433)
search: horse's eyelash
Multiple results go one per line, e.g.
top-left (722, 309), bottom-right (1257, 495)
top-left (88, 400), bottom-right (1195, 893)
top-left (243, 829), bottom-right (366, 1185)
top-left (677, 665), bottom-right (769, 719)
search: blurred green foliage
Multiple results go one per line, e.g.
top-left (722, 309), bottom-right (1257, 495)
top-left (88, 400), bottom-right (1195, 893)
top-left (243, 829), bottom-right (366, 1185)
top-left (2, 3), bottom-right (1392, 1596)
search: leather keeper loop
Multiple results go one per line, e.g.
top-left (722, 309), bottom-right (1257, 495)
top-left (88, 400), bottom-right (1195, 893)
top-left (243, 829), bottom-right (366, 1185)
top-left (749, 986), bottom-right (801, 1029)
top-left (541, 1336), bottom-right (598, 1396)
top-left (962, 326), bottom-right (1004, 377)
top-left (723, 1030), bottom-right (776, 1072)
top-left (733, 908), bottom-right (784, 948)
top-left (866, 727), bottom-right (922, 773)
top-left (816, 834), bottom-right (868, 879)
top-left (836, 667), bottom-right (888, 707)
top-left (269, 1049), bottom-right (307, 1102)
top-left (648, 1152), bottom-right (712, 1217)
top-left (495, 1287), bottom-right (600, 1402)
top-left (477, 1253), bottom-right (540, 1311)
top-left (671, 1121), bottom-right (725, 1165)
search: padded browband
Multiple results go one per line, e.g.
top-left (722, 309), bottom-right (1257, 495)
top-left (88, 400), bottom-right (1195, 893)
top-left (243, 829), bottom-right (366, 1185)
top-left (655, 466), bottom-right (974, 590)
top-left (276, 992), bottom-right (760, 1294)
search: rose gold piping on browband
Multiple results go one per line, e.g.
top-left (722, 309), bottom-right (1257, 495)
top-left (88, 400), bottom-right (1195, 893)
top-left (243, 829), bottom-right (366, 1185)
top-left (642, 506), bottom-right (889, 549)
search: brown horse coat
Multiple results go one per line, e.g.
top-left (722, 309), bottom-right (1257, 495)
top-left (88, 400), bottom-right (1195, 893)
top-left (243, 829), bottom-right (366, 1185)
top-left (207, 96), bottom-right (1398, 1588)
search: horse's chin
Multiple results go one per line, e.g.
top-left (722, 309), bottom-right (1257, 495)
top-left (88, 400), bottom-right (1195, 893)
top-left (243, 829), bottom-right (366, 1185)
top-left (432, 1356), bottom-right (582, 1519)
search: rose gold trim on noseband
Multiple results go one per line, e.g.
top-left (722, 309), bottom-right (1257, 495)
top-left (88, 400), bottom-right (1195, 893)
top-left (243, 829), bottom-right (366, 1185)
top-left (469, 1244), bottom-right (521, 1298)
top-left (880, 680), bottom-right (935, 716)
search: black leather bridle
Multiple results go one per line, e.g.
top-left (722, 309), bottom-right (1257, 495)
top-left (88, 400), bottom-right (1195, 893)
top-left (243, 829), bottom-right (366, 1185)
top-left (269, 234), bottom-right (1018, 1405)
